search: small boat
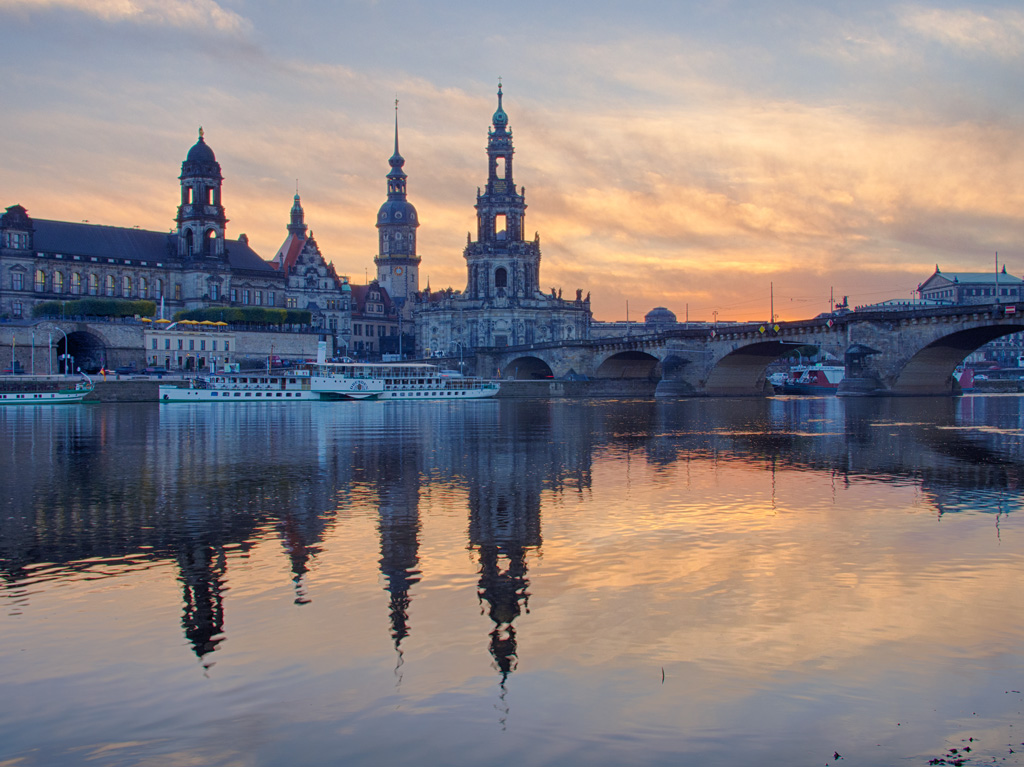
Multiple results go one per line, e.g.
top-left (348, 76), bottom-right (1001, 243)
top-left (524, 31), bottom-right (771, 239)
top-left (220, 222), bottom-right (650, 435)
top-left (0, 374), bottom-right (94, 405)
top-left (777, 363), bottom-right (845, 395)
top-left (158, 362), bottom-right (498, 402)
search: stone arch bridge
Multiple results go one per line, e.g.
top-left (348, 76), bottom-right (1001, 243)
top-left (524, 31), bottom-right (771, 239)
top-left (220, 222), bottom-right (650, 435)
top-left (472, 302), bottom-right (1024, 396)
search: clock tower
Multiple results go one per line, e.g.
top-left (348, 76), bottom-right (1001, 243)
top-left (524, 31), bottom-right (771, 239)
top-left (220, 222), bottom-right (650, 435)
top-left (374, 102), bottom-right (420, 306)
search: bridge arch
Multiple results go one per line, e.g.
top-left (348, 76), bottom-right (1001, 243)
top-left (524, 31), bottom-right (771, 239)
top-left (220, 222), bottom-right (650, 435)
top-left (890, 323), bottom-right (1024, 394)
top-left (705, 340), bottom-right (807, 395)
top-left (595, 350), bottom-right (660, 379)
top-left (503, 356), bottom-right (554, 379)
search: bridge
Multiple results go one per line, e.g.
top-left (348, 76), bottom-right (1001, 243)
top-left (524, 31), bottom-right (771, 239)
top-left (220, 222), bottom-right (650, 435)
top-left (471, 302), bottom-right (1024, 396)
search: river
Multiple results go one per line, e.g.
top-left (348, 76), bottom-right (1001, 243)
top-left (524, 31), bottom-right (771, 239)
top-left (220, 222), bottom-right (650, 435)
top-left (2, 395), bottom-right (1023, 766)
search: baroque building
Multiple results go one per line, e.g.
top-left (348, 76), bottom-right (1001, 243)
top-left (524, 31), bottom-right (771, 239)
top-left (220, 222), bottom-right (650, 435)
top-left (0, 129), bottom-right (350, 355)
top-left (413, 85), bottom-right (591, 356)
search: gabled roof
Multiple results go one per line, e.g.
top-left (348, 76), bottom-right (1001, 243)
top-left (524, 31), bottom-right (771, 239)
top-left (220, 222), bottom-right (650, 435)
top-left (919, 268), bottom-right (1022, 291)
top-left (272, 233), bottom-right (305, 272)
top-left (224, 237), bottom-right (276, 273)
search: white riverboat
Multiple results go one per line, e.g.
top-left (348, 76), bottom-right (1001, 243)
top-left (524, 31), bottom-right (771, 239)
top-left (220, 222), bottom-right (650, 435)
top-left (159, 362), bottom-right (498, 402)
top-left (0, 375), bottom-right (94, 405)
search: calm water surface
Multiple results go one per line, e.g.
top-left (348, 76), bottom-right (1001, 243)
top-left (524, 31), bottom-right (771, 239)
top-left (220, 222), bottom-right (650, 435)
top-left (2, 396), bottom-right (1024, 766)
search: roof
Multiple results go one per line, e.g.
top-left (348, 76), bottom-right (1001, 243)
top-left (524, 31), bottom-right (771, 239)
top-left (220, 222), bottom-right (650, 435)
top-left (272, 233), bottom-right (305, 272)
top-left (34, 219), bottom-right (174, 262)
top-left (31, 218), bottom-right (275, 273)
top-left (919, 269), bottom-right (1022, 291)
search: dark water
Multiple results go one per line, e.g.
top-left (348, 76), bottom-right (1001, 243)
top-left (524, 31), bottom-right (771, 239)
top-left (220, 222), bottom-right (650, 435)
top-left (2, 396), bottom-right (1023, 767)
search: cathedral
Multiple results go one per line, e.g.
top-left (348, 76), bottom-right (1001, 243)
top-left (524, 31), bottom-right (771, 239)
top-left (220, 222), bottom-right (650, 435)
top-left (1, 85), bottom-right (591, 365)
top-left (413, 84), bottom-right (592, 356)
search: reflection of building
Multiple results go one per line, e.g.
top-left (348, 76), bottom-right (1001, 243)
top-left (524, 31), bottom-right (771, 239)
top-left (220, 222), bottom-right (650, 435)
top-left (414, 85), bottom-right (592, 356)
top-left (177, 543), bottom-right (227, 663)
top-left (376, 465), bottom-right (422, 650)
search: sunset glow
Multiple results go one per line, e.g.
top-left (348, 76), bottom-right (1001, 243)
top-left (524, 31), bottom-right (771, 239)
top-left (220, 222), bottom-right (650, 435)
top-left (2, 1), bottom-right (1022, 321)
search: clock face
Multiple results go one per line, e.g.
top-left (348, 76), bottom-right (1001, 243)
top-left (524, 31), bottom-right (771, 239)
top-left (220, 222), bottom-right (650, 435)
top-left (394, 266), bottom-right (404, 276)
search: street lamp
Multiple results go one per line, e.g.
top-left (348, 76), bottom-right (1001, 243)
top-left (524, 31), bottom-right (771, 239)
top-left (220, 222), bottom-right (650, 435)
top-left (54, 326), bottom-right (69, 376)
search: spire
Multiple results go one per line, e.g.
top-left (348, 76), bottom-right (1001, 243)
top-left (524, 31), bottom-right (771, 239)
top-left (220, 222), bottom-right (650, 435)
top-left (288, 193), bottom-right (307, 237)
top-left (387, 98), bottom-right (408, 199)
top-left (492, 78), bottom-right (508, 130)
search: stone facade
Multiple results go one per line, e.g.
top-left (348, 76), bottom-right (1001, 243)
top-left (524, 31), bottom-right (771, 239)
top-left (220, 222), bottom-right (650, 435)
top-left (413, 85), bottom-right (592, 357)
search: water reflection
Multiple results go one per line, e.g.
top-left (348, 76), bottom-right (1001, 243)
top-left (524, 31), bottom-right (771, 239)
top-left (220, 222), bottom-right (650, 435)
top-left (2, 396), bottom-right (1024, 766)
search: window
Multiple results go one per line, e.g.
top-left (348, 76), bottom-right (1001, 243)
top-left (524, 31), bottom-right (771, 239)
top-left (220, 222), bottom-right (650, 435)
top-left (151, 339), bottom-right (157, 349)
top-left (231, 288), bottom-right (238, 303)
top-left (164, 339), bottom-right (170, 349)
top-left (105, 275), bottom-right (115, 296)
top-left (353, 323), bottom-right (362, 336)
top-left (71, 273), bottom-right (82, 295)
top-left (12, 301), bottom-right (23, 317)
top-left (378, 325), bottom-right (385, 337)
top-left (200, 340), bottom-right (206, 351)
top-left (210, 283), bottom-right (219, 300)
top-left (178, 339), bottom-right (183, 350)
top-left (224, 341), bottom-right (229, 352)
top-left (495, 267), bottom-right (508, 288)
top-left (254, 290), bottom-right (262, 305)
top-left (53, 271), bottom-right (64, 293)
top-left (212, 341), bottom-right (217, 351)
top-left (12, 272), bottom-right (23, 291)
top-left (268, 292), bottom-right (275, 307)
top-left (189, 339), bottom-right (194, 351)
top-left (155, 279), bottom-right (163, 299)
top-left (139, 277), bottom-right (148, 299)
top-left (287, 297), bottom-right (296, 308)
top-left (174, 284), bottom-right (182, 300)
top-left (34, 269), bottom-right (46, 292)
top-left (122, 275), bottom-right (132, 298)
top-left (243, 290), bottom-right (250, 305)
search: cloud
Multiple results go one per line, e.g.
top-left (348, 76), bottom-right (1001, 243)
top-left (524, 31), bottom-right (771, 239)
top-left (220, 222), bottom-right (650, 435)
top-left (900, 5), bottom-right (1024, 59)
top-left (0, 0), bottom-right (251, 34)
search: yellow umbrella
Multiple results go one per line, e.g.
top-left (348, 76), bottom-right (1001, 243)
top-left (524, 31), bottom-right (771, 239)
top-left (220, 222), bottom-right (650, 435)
top-left (214, 321), bottom-right (228, 326)
top-left (140, 318), bottom-right (153, 323)
top-left (154, 318), bottom-right (171, 324)
top-left (199, 320), bottom-right (215, 325)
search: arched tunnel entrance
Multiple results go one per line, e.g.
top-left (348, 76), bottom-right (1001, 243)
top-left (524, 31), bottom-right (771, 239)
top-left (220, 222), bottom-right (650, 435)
top-left (56, 331), bottom-right (107, 374)
top-left (504, 356), bottom-right (555, 379)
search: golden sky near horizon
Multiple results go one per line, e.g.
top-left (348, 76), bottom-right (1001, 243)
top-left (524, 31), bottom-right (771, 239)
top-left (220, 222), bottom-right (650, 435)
top-left (2, 1), bottom-right (1023, 321)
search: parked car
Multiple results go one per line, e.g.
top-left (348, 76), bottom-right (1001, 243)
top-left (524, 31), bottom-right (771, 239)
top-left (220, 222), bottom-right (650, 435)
top-left (143, 366), bottom-right (168, 377)
top-left (114, 363), bottom-right (137, 375)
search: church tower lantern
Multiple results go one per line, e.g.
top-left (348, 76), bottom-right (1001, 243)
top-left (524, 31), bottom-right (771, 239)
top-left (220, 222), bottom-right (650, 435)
top-left (374, 101), bottom-right (421, 305)
top-left (176, 128), bottom-right (228, 260)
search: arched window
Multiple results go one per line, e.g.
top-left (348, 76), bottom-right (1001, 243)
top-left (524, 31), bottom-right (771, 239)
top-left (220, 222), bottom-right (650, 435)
top-left (105, 275), bottom-right (116, 296)
top-left (34, 269), bottom-right (46, 292)
top-left (88, 274), bottom-right (99, 296)
top-left (155, 279), bottom-right (163, 299)
top-left (71, 273), bottom-right (82, 295)
top-left (139, 276), bottom-right (148, 299)
top-left (495, 267), bottom-right (508, 288)
top-left (122, 275), bottom-right (132, 298)
top-left (54, 271), bottom-right (65, 293)
top-left (185, 229), bottom-right (194, 257)
top-left (204, 229), bottom-right (217, 255)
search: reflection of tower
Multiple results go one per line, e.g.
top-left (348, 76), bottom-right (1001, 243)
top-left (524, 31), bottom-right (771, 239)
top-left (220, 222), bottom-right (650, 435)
top-left (177, 543), bottom-right (227, 664)
top-left (277, 513), bottom-right (325, 605)
top-left (377, 463), bottom-right (422, 651)
top-left (469, 481), bottom-right (542, 681)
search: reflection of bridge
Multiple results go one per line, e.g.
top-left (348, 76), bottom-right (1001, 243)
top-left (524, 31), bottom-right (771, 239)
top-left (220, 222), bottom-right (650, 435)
top-left (473, 302), bottom-right (1024, 396)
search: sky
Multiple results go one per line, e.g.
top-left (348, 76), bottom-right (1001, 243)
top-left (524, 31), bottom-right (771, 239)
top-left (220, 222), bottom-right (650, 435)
top-left (2, 0), bottom-right (1023, 322)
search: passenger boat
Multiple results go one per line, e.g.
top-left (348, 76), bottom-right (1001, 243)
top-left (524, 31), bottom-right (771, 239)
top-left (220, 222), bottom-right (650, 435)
top-left (0, 374), bottom-right (94, 405)
top-left (159, 362), bottom-right (498, 402)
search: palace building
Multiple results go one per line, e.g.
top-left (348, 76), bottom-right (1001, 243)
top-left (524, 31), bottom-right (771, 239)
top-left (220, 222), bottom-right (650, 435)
top-left (0, 130), bottom-right (354, 356)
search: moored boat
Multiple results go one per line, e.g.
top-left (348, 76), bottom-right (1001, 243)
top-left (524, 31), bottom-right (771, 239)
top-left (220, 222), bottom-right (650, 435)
top-left (0, 374), bottom-right (94, 405)
top-left (159, 361), bottom-right (498, 402)
top-left (775, 363), bottom-right (845, 395)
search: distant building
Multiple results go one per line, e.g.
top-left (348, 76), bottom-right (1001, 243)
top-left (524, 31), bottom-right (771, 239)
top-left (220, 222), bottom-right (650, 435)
top-left (917, 265), bottom-right (1023, 305)
top-left (413, 85), bottom-right (592, 356)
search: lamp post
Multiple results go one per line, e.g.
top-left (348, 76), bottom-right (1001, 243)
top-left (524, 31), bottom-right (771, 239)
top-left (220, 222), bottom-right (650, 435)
top-left (54, 326), bottom-right (69, 376)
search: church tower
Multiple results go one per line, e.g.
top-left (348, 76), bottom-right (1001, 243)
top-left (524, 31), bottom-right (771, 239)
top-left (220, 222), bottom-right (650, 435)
top-left (464, 82), bottom-right (541, 301)
top-left (176, 128), bottom-right (228, 260)
top-left (374, 102), bottom-right (420, 305)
